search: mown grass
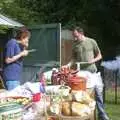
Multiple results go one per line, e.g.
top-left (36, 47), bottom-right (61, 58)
top-left (97, 88), bottom-right (120, 120)
top-left (105, 102), bottom-right (120, 120)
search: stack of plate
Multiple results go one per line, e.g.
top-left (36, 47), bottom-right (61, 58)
top-left (0, 103), bottom-right (23, 120)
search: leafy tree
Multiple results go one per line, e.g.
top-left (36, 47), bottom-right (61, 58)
top-left (1, 0), bottom-right (120, 58)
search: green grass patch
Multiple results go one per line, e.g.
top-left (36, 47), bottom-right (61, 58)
top-left (105, 103), bottom-right (120, 120)
top-left (99, 88), bottom-right (120, 120)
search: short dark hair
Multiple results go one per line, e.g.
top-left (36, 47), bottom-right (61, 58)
top-left (15, 27), bottom-right (31, 41)
top-left (73, 26), bottom-right (84, 34)
top-left (70, 64), bottom-right (77, 71)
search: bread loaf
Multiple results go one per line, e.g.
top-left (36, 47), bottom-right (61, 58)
top-left (62, 102), bottom-right (71, 116)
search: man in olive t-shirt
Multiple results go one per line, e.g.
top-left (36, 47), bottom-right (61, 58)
top-left (71, 37), bottom-right (100, 72)
top-left (67, 27), bottom-right (102, 72)
top-left (66, 27), bottom-right (110, 120)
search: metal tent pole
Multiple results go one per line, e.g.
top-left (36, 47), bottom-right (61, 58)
top-left (115, 70), bottom-right (118, 104)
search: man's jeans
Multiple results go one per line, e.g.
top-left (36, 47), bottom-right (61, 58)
top-left (95, 86), bottom-right (109, 120)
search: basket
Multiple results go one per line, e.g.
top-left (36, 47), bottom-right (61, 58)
top-left (68, 76), bottom-right (86, 91)
top-left (60, 110), bottom-right (95, 120)
top-left (60, 111), bottom-right (95, 120)
top-left (60, 115), bottom-right (90, 120)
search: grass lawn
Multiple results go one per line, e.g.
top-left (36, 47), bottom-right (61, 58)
top-left (99, 87), bottom-right (120, 120)
top-left (105, 102), bottom-right (120, 120)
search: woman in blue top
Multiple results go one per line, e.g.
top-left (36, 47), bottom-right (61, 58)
top-left (3, 28), bottom-right (31, 90)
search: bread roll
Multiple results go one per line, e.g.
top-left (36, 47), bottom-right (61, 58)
top-left (62, 102), bottom-right (71, 116)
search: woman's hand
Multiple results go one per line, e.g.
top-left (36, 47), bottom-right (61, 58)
top-left (5, 50), bottom-right (29, 64)
top-left (20, 50), bottom-right (29, 57)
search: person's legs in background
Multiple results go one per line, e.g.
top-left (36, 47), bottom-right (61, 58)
top-left (95, 86), bottom-right (110, 120)
top-left (6, 80), bottom-right (20, 90)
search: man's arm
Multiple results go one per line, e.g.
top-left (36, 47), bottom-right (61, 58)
top-left (89, 39), bottom-right (102, 64)
top-left (89, 51), bottom-right (102, 64)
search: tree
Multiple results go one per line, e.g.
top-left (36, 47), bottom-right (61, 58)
top-left (0, 0), bottom-right (38, 25)
top-left (1, 0), bottom-right (120, 58)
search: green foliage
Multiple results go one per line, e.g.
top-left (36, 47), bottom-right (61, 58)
top-left (0, 0), bottom-right (120, 58)
top-left (0, 25), bottom-right (9, 34)
top-left (0, 0), bottom-right (38, 25)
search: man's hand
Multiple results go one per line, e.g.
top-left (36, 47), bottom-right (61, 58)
top-left (61, 65), bottom-right (69, 69)
top-left (88, 59), bottom-right (95, 64)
